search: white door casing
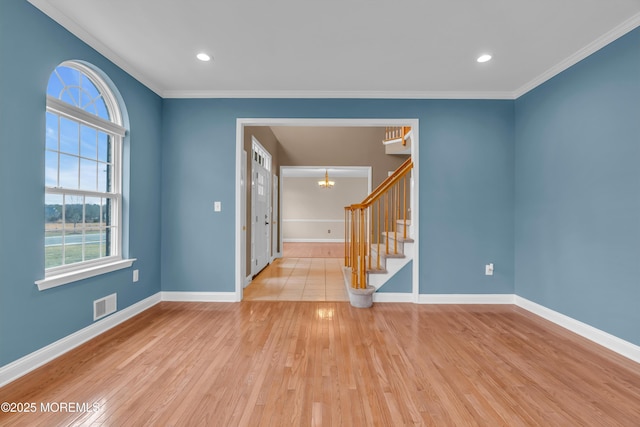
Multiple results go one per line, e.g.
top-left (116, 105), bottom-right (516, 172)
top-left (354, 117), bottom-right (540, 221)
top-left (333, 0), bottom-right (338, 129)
top-left (235, 118), bottom-right (419, 302)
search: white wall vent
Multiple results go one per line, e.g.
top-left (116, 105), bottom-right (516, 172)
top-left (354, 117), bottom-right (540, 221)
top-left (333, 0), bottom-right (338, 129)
top-left (94, 293), bottom-right (117, 321)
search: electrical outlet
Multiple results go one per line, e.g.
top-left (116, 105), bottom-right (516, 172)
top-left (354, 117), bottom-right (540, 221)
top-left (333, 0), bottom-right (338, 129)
top-left (485, 263), bottom-right (494, 276)
top-left (133, 269), bottom-right (139, 282)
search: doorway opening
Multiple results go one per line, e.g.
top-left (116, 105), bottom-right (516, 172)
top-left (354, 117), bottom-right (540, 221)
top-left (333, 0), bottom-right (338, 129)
top-left (235, 119), bottom-right (420, 302)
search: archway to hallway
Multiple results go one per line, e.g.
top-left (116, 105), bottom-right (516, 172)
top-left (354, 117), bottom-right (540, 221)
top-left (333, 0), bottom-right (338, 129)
top-left (235, 119), bottom-right (420, 302)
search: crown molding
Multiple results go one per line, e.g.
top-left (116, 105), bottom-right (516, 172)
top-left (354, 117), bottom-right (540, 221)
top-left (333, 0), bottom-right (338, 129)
top-left (514, 11), bottom-right (640, 98)
top-left (161, 89), bottom-right (517, 100)
top-left (28, 0), bottom-right (164, 97)
top-left (29, 0), bottom-right (640, 101)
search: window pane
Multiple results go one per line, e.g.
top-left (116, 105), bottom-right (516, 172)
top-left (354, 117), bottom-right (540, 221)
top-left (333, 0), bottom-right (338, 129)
top-left (59, 154), bottom-right (79, 189)
top-left (45, 150), bottom-right (59, 187)
top-left (80, 125), bottom-right (97, 159)
top-left (46, 112), bottom-right (58, 151)
top-left (80, 159), bottom-right (97, 191)
top-left (84, 218), bottom-right (103, 261)
top-left (97, 162), bottom-right (110, 192)
top-left (56, 66), bottom-right (80, 89)
top-left (64, 236), bottom-right (83, 265)
top-left (60, 117), bottom-right (79, 155)
top-left (85, 197), bottom-right (102, 225)
top-left (98, 132), bottom-right (109, 162)
top-left (45, 193), bottom-right (64, 268)
top-left (64, 86), bottom-right (81, 108)
top-left (45, 63), bottom-right (123, 271)
top-left (80, 76), bottom-right (97, 114)
top-left (45, 230), bottom-right (64, 268)
top-left (96, 99), bottom-right (109, 121)
top-left (84, 242), bottom-right (101, 262)
top-left (45, 193), bottom-right (63, 223)
top-left (64, 194), bottom-right (84, 231)
top-left (81, 74), bottom-right (100, 102)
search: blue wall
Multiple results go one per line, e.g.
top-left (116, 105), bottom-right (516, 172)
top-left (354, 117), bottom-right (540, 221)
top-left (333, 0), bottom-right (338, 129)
top-left (515, 28), bottom-right (640, 345)
top-left (0, 1), bottom-right (163, 365)
top-left (160, 99), bottom-right (515, 295)
top-left (19, 0), bottom-right (640, 370)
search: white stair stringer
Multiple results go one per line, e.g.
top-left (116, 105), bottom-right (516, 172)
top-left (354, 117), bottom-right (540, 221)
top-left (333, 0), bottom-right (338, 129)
top-left (367, 240), bottom-right (414, 290)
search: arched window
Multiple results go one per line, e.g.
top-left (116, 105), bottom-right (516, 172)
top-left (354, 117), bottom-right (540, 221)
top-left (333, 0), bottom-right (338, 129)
top-left (39, 61), bottom-right (131, 289)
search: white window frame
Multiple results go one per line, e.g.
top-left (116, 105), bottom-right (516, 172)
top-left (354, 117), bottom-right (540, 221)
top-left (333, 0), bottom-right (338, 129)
top-left (36, 62), bottom-right (134, 290)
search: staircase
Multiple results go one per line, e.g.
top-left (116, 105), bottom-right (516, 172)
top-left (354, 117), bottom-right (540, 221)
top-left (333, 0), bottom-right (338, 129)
top-left (367, 219), bottom-right (414, 289)
top-left (344, 156), bottom-right (414, 295)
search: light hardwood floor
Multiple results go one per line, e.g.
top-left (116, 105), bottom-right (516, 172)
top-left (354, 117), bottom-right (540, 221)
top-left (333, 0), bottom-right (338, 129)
top-left (1, 302), bottom-right (639, 426)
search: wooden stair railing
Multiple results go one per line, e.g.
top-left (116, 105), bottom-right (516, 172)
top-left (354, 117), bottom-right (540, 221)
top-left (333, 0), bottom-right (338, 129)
top-left (383, 126), bottom-right (412, 146)
top-left (344, 157), bottom-right (414, 289)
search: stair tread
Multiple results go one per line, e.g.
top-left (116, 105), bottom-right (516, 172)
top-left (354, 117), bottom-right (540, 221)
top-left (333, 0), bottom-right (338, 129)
top-left (370, 247), bottom-right (406, 258)
top-left (381, 232), bottom-right (414, 243)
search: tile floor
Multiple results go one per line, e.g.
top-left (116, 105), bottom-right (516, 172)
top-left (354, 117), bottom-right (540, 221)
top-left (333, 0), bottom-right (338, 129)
top-left (243, 257), bottom-right (349, 301)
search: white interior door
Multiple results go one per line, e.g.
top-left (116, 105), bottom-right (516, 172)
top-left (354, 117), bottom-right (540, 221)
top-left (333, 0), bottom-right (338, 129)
top-left (251, 138), bottom-right (272, 275)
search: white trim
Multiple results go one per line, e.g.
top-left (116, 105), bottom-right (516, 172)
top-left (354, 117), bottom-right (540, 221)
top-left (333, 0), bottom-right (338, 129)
top-left (44, 61), bottom-right (127, 287)
top-left (3, 293), bottom-right (640, 388)
top-left (514, 12), bottom-right (640, 98)
top-left (161, 291), bottom-right (238, 302)
top-left (417, 294), bottom-right (516, 304)
top-left (163, 90), bottom-right (517, 100)
top-left (25, 1), bottom-right (640, 100)
top-left (36, 258), bottom-right (136, 290)
top-left (282, 238), bottom-right (343, 243)
top-left (515, 296), bottom-right (640, 364)
top-left (0, 293), bottom-right (160, 388)
top-left (373, 292), bottom-right (414, 303)
top-left (235, 118), bottom-right (420, 303)
top-left (47, 97), bottom-right (126, 137)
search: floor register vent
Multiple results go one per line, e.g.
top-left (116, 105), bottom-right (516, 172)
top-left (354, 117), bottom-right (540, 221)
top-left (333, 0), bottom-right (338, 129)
top-left (94, 293), bottom-right (117, 321)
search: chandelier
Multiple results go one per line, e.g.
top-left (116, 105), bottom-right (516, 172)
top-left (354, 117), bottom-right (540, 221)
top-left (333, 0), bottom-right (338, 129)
top-left (318, 170), bottom-right (335, 189)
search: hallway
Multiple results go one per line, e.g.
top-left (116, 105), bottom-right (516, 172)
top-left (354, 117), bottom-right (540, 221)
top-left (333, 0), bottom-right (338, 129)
top-left (243, 243), bottom-right (348, 301)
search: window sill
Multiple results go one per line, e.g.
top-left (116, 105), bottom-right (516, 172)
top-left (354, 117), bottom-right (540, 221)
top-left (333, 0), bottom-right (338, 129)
top-left (35, 258), bottom-right (136, 291)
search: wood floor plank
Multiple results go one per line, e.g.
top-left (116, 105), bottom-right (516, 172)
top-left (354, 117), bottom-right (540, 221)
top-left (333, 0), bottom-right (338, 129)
top-left (2, 302), bottom-right (640, 426)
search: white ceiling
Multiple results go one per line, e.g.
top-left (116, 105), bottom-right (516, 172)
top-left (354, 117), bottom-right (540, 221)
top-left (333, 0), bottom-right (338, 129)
top-left (29, 0), bottom-right (640, 99)
top-left (281, 167), bottom-right (369, 179)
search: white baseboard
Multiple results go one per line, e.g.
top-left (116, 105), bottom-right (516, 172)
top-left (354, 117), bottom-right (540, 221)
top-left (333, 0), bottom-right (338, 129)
top-left (515, 296), bottom-right (640, 364)
top-left (418, 294), bottom-right (516, 304)
top-left (160, 291), bottom-right (238, 302)
top-left (0, 292), bottom-right (161, 388)
top-left (373, 292), bottom-right (414, 303)
top-left (4, 291), bottom-right (638, 389)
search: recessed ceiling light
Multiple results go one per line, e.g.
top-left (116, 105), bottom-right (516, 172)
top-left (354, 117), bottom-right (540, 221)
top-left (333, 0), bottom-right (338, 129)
top-left (477, 54), bottom-right (492, 63)
top-left (196, 53), bottom-right (211, 62)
